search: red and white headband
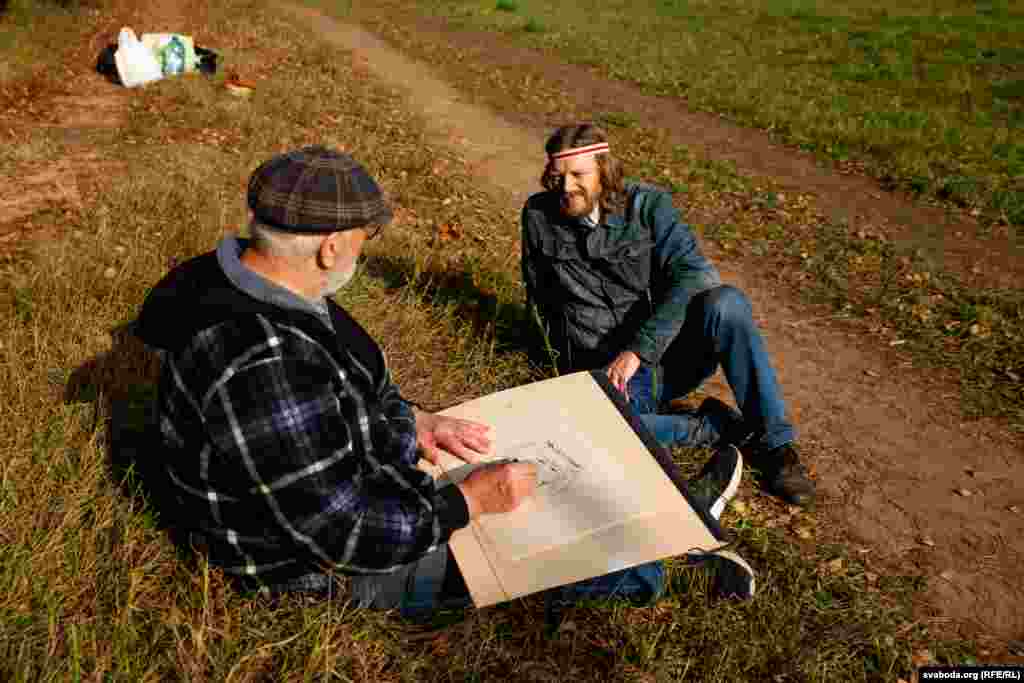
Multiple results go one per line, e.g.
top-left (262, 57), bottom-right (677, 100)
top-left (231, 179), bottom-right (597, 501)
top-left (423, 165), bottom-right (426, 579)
top-left (549, 142), bottom-right (610, 161)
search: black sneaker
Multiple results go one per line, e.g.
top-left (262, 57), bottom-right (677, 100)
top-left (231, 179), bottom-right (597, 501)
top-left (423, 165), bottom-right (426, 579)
top-left (758, 444), bottom-right (816, 508)
top-left (683, 549), bottom-right (756, 600)
top-left (687, 444), bottom-right (743, 520)
top-left (695, 396), bottom-right (752, 447)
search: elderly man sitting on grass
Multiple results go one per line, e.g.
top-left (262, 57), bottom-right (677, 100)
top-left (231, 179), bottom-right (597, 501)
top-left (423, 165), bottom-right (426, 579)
top-left (135, 146), bottom-right (754, 621)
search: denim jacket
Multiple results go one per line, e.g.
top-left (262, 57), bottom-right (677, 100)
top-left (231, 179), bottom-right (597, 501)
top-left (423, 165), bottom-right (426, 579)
top-left (521, 181), bottom-right (721, 371)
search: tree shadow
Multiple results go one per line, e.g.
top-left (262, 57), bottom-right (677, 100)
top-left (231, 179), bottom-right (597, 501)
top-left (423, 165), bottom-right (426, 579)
top-left (361, 251), bottom-right (556, 372)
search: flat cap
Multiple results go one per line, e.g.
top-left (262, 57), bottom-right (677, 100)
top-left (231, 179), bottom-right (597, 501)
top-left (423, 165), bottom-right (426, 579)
top-left (247, 146), bottom-right (392, 233)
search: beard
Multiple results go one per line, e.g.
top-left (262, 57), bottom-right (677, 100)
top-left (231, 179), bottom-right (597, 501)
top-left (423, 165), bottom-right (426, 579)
top-left (559, 187), bottom-right (599, 219)
top-left (322, 259), bottom-right (358, 297)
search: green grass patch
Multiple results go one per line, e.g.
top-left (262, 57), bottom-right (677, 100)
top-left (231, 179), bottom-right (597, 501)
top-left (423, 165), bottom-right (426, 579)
top-left (365, 0), bottom-right (1024, 225)
top-left (523, 16), bottom-right (544, 33)
top-left (495, 0), bottom-right (516, 12)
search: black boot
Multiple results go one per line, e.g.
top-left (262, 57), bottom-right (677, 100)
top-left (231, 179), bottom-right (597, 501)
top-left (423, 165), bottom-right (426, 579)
top-left (756, 444), bottom-right (816, 507)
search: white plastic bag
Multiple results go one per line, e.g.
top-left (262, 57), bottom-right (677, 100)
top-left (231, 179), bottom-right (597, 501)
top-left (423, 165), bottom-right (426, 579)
top-left (114, 27), bottom-right (163, 88)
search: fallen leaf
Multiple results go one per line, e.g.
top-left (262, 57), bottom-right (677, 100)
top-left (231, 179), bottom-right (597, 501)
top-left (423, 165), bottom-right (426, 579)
top-left (796, 526), bottom-right (813, 540)
top-left (436, 222), bottom-right (463, 241)
top-left (912, 649), bottom-right (936, 667)
top-left (103, 267), bottom-right (117, 279)
top-left (920, 537), bottom-right (936, 547)
top-left (1009, 506), bottom-right (1020, 514)
top-left (939, 570), bottom-right (955, 582)
top-left (826, 558), bottom-right (844, 574)
top-left (955, 488), bottom-right (973, 497)
top-left (889, 339), bottom-right (906, 346)
top-left (864, 369), bottom-right (879, 377)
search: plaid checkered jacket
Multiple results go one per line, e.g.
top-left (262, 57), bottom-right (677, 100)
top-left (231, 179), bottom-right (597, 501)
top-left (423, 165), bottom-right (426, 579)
top-left (135, 250), bottom-right (468, 587)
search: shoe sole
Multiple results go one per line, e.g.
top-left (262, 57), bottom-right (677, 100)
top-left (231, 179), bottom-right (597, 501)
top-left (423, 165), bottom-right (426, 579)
top-left (683, 548), bottom-right (757, 600)
top-left (709, 445), bottom-right (743, 520)
top-left (711, 549), bottom-right (756, 599)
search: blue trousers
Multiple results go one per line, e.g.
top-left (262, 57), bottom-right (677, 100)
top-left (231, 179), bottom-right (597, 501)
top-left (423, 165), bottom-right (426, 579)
top-left (350, 539), bottom-right (665, 620)
top-left (628, 285), bottom-right (796, 453)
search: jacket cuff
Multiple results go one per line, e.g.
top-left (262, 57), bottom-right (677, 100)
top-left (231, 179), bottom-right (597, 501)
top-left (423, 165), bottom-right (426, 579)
top-left (628, 335), bottom-right (659, 365)
top-left (435, 484), bottom-right (470, 538)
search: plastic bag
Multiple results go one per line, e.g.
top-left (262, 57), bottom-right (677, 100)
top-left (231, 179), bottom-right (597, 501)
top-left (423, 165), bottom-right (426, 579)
top-left (114, 27), bottom-right (163, 88)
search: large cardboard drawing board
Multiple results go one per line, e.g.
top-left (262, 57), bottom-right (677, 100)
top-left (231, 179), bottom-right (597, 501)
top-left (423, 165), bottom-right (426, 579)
top-left (424, 370), bottom-right (729, 608)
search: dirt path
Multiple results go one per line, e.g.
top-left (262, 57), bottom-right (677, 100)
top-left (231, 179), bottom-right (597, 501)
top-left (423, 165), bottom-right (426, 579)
top-left (280, 5), bottom-right (1024, 644)
top-left (347, 9), bottom-right (1024, 295)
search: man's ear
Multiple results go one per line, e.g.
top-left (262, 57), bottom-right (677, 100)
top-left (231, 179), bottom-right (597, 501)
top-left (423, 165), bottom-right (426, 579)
top-left (316, 233), bottom-right (341, 270)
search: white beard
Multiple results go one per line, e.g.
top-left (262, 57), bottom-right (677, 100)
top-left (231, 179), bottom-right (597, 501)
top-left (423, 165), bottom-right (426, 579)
top-left (322, 259), bottom-right (358, 297)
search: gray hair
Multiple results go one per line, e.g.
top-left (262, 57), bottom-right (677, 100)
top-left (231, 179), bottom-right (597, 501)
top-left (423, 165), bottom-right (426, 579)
top-left (248, 218), bottom-right (330, 261)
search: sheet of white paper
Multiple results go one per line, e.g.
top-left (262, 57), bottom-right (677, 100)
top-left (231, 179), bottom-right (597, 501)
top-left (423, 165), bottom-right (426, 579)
top-left (432, 371), bottom-right (724, 607)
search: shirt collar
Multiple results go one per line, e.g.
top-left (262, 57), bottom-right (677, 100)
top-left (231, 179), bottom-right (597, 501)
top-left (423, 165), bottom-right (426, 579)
top-left (216, 235), bottom-right (332, 324)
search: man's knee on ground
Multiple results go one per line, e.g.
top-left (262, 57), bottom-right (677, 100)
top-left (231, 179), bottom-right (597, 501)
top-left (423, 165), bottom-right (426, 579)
top-left (705, 285), bottom-right (754, 327)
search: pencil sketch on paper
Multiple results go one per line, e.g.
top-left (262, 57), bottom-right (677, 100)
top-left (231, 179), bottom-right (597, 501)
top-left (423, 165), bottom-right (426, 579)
top-left (437, 439), bottom-right (583, 500)
top-left (501, 440), bottom-right (583, 497)
top-left (436, 429), bottom-right (652, 562)
top-left (467, 438), bottom-right (646, 563)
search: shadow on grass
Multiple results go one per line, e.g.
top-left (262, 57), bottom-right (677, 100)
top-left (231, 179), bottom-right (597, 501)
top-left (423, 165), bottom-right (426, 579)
top-left (62, 321), bottom-right (192, 551)
top-left (362, 250), bottom-right (556, 373)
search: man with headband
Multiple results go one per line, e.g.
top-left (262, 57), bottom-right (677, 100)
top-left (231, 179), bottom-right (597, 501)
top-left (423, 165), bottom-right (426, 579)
top-left (521, 124), bottom-right (816, 508)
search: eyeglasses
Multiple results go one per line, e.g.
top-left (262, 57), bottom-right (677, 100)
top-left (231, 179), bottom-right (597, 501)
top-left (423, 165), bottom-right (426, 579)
top-left (365, 223), bottom-right (384, 240)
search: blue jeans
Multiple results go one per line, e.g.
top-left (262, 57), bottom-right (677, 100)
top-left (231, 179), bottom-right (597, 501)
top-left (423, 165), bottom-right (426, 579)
top-left (543, 560), bottom-right (665, 616)
top-left (627, 285), bottom-right (796, 453)
top-left (350, 490), bottom-right (664, 620)
top-left (349, 546), bottom-right (665, 620)
top-left (349, 545), bottom-right (474, 620)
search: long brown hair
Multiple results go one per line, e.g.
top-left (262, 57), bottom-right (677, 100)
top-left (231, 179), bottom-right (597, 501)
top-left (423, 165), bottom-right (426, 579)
top-left (541, 123), bottom-right (626, 214)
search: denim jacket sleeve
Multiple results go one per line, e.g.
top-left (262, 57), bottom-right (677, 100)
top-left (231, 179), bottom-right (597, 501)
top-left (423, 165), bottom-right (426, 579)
top-left (627, 189), bottom-right (721, 364)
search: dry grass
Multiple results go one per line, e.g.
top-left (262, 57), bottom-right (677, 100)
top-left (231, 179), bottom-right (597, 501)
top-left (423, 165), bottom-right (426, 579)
top-left (0, 0), bottom-right (987, 679)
